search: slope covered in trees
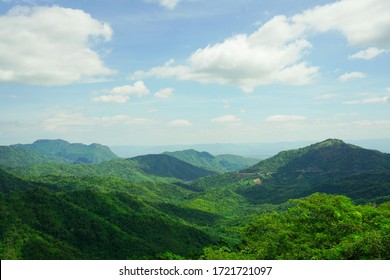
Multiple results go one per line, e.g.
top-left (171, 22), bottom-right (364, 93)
top-left (1, 138), bottom-right (390, 260)
top-left (203, 193), bottom-right (390, 260)
top-left (164, 149), bottom-right (258, 172)
top-left (0, 139), bottom-right (118, 166)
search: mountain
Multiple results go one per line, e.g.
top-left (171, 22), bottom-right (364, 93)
top-left (244, 138), bottom-right (390, 175)
top-left (131, 154), bottom-right (216, 181)
top-left (163, 149), bottom-right (258, 172)
top-left (0, 139), bottom-right (118, 166)
top-left (189, 139), bottom-right (390, 205)
top-left (7, 155), bottom-right (216, 182)
top-left (236, 139), bottom-right (390, 204)
top-left (1, 138), bottom-right (390, 260)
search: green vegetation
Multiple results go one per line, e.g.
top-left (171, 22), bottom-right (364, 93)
top-left (0, 139), bottom-right (118, 166)
top-left (131, 154), bottom-right (215, 180)
top-left (164, 149), bottom-right (258, 172)
top-left (203, 193), bottom-right (390, 260)
top-left (1, 138), bottom-right (390, 260)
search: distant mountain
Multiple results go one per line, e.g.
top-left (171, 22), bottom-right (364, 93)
top-left (7, 155), bottom-right (215, 182)
top-left (164, 149), bottom-right (258, 172)
top-left (190, 139), bottom-right (390, 205)
top-left (131, 154), bottom-right (215, 181)
top-left (244, 138), bottom-right (390, 175)
top-left (237, 139), bottom-right (390, 204)
top-left (0, 139), bottom-right (118, 166)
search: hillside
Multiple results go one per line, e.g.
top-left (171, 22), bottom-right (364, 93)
top-left (1, 138), bottom-right (390, 260)
top-left (0, 139), bottom-right (118, 166)
top-left (7, 155), bottom-right (215, 182)
top-left (131, 154), bottom-right (216, 181)
top-left (164, 149), bottom-right (258, 172)
top-left (244, 138), bottom-right (390, 175)
top-left (191, 139), bottom-right (390, 205)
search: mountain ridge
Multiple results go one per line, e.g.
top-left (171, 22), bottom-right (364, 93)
top-left (164, 149), bottom-right (258, 173)
top-left (0, 139), bottom-right (119, 166)
top-left (244, 138), bottom-right (390, 175)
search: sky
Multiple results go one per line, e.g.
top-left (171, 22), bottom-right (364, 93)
top-left (0, 0), bottom-right (389, 146)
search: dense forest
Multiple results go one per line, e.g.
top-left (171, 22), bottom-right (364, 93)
top-left (0, 138), bottom-right (389, 260)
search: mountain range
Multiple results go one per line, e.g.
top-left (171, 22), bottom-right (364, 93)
top-left (0, 139), bottom-right (118, 166)
top-left (1, 138), bottom-right (389, 260)
top-left (164, 149), bottom-right (258, 172)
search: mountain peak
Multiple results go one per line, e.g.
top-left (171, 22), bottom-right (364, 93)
top-left (244, 138), bottom-right (390, 175)
top-left (317, 138), bottom-right (345, 147)
top-left (33, 139), bottom-right (69, 145)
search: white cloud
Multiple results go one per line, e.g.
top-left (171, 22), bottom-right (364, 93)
top-left (144, 0), bottom-right (181, 10)
top-left (339, 72), bottom-right (366, 82)
top-left (0, 6), bottom-right (114, 86)
top-left (349, 47), bottom-right (388, 60)
top-left (111, 81), bottom-right (150, 97)
top-left (92, 81), bottom-right (150, 104)
top-left (132, 15), bottom-right (318, 92)
top-left (43, 113), bottom-right (157, 132)
top-left (212, 115), bottom-right (241, 124)
top-left (167, 119), bottom-right (193, 127)
top-left (265, 115), bottom-right (307, 122)
top-left (344, 94), bottom-right (390, 104)
top-left (155, 88), bottom-right (174, 99)
top-left (293, 0), bottom-right (390, 48)
top-left (91, 95), bottom-right (129, 104)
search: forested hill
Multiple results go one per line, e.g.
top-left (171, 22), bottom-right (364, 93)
top-left (0, 139), bottom-right (119, 166)
top-left (1, 138), bottom-right (390, 260)
top-left (163, 149), bottom-right (258, 172)
top-left (244, 138), bottom-right (390, 175)
top-left (194, 139), bottom-right (390, 205)
top-left (130, 154), bottom-right (216, 180)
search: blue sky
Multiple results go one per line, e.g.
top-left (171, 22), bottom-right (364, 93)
top-left (0, 0), bottom-right (389, 145)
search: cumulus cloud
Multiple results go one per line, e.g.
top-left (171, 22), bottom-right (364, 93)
top-left (0, 6), bottom-right (114, 86)
top-left (132, 16), bottom-right (318, 92)
top-left (265, 115), bottom-right (307, 122)
top-left (167, 119), bottom-right (193, 127)
top-left (92, 81), bottom-right (150, 104)
top-left (293, 0), bottom-right (390, 48)
top-left (349, 47), bottom-right (388, 60)
top-left (111, 82), bottom-right (150, 97)
top-left (212, 115), bottom-right (241, 124)
top-left (339, 72), bottom-right (366, 82)
top-left (144, 0), bottom-right (181, 10)
top-left (155, 88), bottom-right (174, 99)
top-left (132, 0), bottom-right (390, 91)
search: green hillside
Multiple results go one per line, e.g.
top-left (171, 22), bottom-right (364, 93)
top-left (7, 154), bottom-right (215, 182)
top-left (1, 138), bottom-right (390, 260)
top-left (245, 138), bottom-right (390, 175)
top-left (0, 139), bottom-right (118, 166)
top-left (131, 154), bottom-right (216, 180)
top-left (191, 139), bottom-right (390, 205)
top-left (164, 149), bottom-right (258, 172)
top-left (0, 168), bottom-right (223, 259)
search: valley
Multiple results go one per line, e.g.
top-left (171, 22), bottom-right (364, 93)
top-left (0, 138), bottom-right (389, 260)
